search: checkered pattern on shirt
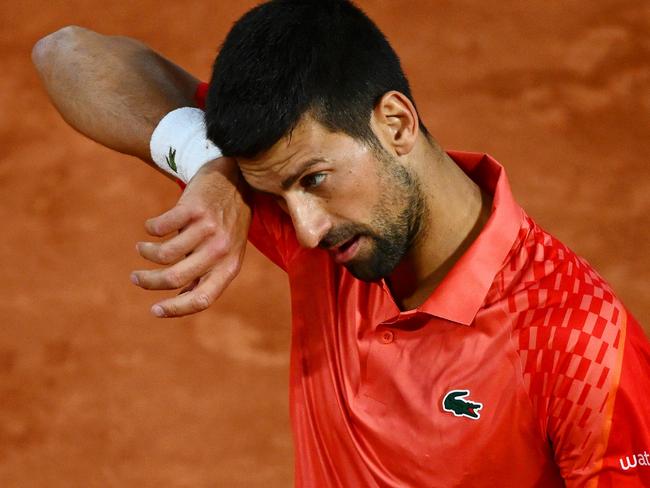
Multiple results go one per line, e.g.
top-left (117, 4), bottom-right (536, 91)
top-left (493, 215), bottom-right (624, 477)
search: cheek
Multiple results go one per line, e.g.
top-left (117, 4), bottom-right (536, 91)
top-left (334, 168), bottom-right (384, 215)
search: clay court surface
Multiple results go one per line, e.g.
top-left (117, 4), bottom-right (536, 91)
top-left (1, 1), bottom-right (648, 486)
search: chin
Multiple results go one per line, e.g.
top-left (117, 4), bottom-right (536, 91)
top-left (346, 265), bottom-right (384, 282)
top-left (342, 234), bottom-right (408, 282)
top-left (345, 254), bottom-right (399, 283)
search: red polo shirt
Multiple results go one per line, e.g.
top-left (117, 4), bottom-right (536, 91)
top-left (196, 85), bottom-right (650, 487)
top-left (246, 150), bottom-right (650, 487)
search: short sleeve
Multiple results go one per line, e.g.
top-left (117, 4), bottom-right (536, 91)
top-left (518, 285), bottom-right (650, 486)
top-left (593, 311), bottom-right (650, 487)
top-left (539, 302), bottom-right (649, 487)
top-left (194, 82), bottom-right (301, 270)
top-left (247, 192), bottom-right (301, 271)
top-left (194, 82), bottom-right (209, 108)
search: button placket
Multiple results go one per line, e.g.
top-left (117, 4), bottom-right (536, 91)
top-left (358, 325), bottom-right (401, 408)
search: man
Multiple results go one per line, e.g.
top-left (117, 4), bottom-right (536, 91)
top-left (33, 1), bottom-right (649, 486)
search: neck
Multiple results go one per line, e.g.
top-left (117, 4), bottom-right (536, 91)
top-left (388, 142), bottom-right (492, 311)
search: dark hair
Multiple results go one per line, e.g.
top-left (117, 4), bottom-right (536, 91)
top-left (205, 0), bottom-right (427, 158)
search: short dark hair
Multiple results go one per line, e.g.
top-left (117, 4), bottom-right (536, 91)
top-left (205, 0), bottom-right (427, 158)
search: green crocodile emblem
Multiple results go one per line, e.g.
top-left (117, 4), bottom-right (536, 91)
top-left (442, 390), bottom-right (483, 420)
top-left (165, 147), bottom-right (178, 172)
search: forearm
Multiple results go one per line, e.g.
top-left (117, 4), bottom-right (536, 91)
top-left (33, 27), bottom-right (253, 317)
top-left (32, 25), bottom-right (200, 165)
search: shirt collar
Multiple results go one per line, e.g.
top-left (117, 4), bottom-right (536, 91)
top-left (413, 151), bottom-right (524, 326)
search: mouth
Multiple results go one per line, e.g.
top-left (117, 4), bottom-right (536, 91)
top-left (331, 236), bottom-right (361, 264)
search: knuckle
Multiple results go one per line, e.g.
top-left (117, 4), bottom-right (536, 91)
top-left (191, 294), bottom-right (211, 311)
top-left (223, 261), bottom-right (240, 281)
top-left (230, 258), bottom-right (243, 275)
top-left (220, 234), bottom-right (233, 250)
top-left (191, 205), bottom-right (208, 220)
top-left (164, 269), bottom-right (184, 288)
top-left (157, 246), bottom-right (175, 264)
top-left (207, 240), bottom-right (229, 260)
top-left (202, 220), bottom-right (219, 236)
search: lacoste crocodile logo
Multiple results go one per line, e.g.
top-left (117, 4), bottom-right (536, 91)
top-left (165, 147), bottom-right (177, 172)
top-left (442, 390), bottom-right (483, 420)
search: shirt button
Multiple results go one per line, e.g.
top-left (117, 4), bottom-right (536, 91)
top-left (380, 330), bottom-right (395, 344)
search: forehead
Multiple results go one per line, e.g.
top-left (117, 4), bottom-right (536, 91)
top-left (236, 116), bottom-right (372, 192)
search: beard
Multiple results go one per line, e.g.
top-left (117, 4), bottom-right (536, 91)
top-left (319, 151), bottom-right (427, 282)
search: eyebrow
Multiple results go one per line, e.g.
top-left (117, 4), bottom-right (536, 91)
top-left (281, 157), bottom-right (328, 191)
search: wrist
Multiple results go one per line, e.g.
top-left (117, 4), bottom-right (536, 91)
top-left (149, 107), bottom-right (222, 183)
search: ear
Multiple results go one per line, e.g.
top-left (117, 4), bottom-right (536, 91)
top-left (371, 91), bottom-right (419, 156)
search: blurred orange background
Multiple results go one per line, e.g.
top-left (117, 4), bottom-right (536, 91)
top-left (1, 1), bottom-right (648, 486)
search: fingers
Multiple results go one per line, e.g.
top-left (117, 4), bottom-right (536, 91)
top-left (132, 159), bottom-right (252, 318)
top-left (136, 223), bottom-right (213, 265)
top-left (179, 278), bottom-right (200, 295)
top-left (145, 204), bottom-right (194, 237)
top-left (149, 265), bottom-right (240, 318)
top-left (131, 241), bottom-right (224, 291)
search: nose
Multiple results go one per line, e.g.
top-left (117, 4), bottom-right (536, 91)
top-left (286, 194), bottom-right (331, 248)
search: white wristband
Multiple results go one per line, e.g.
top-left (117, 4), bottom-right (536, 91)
top-left (150, 107), bottom-right (223, 183)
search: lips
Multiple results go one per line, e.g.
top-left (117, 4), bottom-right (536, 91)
top-left (331, 236), bottom-right (361, 264)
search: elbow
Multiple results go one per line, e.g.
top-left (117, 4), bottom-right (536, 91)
top-left (32, 25), bottom-right (87, 73)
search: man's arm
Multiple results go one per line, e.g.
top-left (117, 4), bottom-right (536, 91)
top-left (32, 26), bottom-right (251, 317)
top-left (32, 25), bottom-right (197, 166)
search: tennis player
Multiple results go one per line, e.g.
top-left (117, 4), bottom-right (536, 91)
top-left (33, 1), bottom-right (649, 486)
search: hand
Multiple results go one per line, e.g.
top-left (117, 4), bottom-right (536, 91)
top-left (130, 157), bottom-right (251, 317)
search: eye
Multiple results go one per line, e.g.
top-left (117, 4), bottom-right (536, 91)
top-left (300, 173), bottom-right (327, 189)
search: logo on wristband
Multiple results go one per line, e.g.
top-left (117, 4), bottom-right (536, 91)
top-left (165, 147), bottom-right (177, 172)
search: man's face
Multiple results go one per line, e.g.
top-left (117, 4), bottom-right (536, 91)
top-left (237, 115), bottom-right (425, 281)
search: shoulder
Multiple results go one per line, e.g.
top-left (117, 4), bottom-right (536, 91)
top-left (501, 216), bottom-right (650, 485)
top-left (504, 216), bottom-right (624, 419)
top-left (501, 215), bottom-right (622, 340)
